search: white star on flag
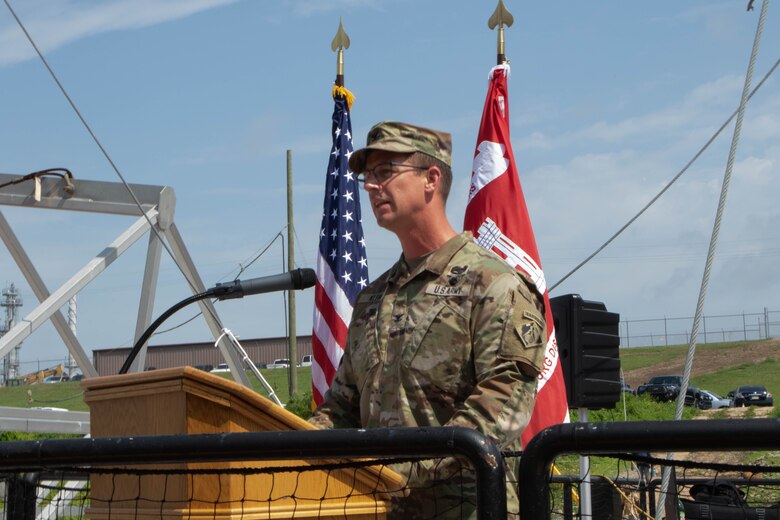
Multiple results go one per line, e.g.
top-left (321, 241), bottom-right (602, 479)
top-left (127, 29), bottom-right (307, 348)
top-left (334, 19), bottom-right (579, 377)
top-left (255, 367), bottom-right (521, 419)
top-left (312, 91), bottom-right (369, 406)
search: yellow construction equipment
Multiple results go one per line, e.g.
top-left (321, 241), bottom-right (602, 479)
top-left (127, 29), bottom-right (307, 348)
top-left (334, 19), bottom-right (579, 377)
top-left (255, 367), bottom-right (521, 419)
top-left (22, 364), bottom-right (64, 385)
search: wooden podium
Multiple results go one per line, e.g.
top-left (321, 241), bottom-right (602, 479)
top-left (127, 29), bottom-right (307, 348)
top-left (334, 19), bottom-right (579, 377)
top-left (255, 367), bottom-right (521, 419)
top-left (82, 367), bottom-right (404, 519)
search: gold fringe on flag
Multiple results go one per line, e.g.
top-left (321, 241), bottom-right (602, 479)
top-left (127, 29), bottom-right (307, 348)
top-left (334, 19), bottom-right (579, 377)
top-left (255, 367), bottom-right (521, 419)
top-left (332, 85), bottom-right (355, 110)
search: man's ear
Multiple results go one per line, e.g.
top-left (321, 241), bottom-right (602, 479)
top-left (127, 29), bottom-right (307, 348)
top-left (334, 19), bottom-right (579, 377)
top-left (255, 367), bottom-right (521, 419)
top-left (424, 166), bottom-right (441, 195)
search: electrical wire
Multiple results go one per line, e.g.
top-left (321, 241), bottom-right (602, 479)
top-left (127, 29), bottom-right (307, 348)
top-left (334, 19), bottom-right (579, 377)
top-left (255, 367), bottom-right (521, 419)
top-left (550, 55), bottom-right (780, 292)
top-left (231, 231), bottom-right (285, 281)
top-left (2, 0), bottom-right (221, 325)
top-left (4, 2), bottom-right (306, 379)
top-left (292, 226), bottom-right (310, 267)
top-left (0, 168), bottom-right (75, 192)
top-left (148, 229), bottom-right (287, 340)
top-left (658, 4), bottom-right (770, 518)
top-left (108, 229), bottom-right (288, 348)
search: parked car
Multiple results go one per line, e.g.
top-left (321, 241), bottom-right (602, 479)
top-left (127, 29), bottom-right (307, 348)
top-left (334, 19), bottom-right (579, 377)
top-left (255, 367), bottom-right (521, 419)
top-left (684, 387), bottom-right (707, 408)
top-left (728, 385), bottom-right (774, 407)
top-left (636, 375), bottom-right (683, 402)
top-left (700, 390), bottom-right (732, 409)
top-left (267, 359), bottom-right (290, 369)
top-left (300, 355), bottom-right (313, 368)
top-left (41, 375), bottom-right (68, 384)
top-left (209, 363), bottom-right (230, 373)
top-left (69, 373), bottom-right (85, 382)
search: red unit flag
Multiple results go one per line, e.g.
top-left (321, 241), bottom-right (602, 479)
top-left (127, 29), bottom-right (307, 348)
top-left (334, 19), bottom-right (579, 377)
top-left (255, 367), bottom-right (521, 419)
top-left (464, 64), bottom-right (569, 446)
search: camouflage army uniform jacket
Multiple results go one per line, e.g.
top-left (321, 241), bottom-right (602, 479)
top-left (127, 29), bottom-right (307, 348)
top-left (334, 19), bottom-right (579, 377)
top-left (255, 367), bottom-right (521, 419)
top-left (310, 232), bottom-right (546, 517)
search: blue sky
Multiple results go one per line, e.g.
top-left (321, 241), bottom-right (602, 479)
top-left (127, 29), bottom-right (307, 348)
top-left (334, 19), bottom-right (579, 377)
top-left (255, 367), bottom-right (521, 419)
top-left (1, 0), bottom-right (778, 371)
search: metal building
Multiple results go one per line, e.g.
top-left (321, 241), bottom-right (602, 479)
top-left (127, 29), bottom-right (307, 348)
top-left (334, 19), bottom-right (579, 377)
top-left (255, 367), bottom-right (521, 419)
top-left (93, 336), bottom-right (313, 376)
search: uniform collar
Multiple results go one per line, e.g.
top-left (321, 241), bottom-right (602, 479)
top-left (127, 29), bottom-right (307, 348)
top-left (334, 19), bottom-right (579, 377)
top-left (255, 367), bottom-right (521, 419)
top-left (388, 232), bottom-right (472, 284)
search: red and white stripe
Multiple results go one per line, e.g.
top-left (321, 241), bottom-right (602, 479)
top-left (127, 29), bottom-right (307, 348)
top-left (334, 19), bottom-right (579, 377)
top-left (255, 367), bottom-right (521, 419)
top-left (312, 251), bottom-right (352, 403)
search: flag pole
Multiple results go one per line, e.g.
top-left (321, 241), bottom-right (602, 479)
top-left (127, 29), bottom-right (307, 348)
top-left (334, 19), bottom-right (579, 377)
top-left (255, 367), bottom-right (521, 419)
top-left (480, 1), bottom-right (583, 513)
top-left (488, 0), bottom-right (513, 65)
top-left (312, 18), bottom-right (361, 409)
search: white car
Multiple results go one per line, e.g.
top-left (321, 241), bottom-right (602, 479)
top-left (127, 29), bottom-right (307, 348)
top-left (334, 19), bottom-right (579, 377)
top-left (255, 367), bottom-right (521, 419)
top-left (209, 363), bottom-right (230, 373)
top-left (701, 390), bottom-right (732, 409)
top-left (300, 355), bottom-right (313, 367)
top-left (266, 359), bottom-right (290, 369)
top-left (42, 375), bottom-right (68, 384)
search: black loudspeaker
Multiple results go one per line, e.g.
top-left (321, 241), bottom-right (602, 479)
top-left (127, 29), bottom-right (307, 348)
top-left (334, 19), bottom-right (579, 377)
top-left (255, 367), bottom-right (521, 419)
top-left (550, 294), bottom-right (621, 409)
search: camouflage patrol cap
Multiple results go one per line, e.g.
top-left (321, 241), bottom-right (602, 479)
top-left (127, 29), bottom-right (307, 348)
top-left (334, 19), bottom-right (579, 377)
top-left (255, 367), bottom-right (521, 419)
top-left (348, 121), bottom-right (452, 173)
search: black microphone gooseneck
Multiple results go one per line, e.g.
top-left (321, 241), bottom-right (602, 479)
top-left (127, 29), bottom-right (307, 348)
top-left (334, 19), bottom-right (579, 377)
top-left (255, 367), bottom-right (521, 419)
top-left (118, 268), bottom-right (316, 374)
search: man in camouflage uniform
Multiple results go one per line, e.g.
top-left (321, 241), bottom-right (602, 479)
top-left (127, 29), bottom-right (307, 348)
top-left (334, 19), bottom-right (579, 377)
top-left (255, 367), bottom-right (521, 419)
top-left (309, 121), bottom-right (546, 519)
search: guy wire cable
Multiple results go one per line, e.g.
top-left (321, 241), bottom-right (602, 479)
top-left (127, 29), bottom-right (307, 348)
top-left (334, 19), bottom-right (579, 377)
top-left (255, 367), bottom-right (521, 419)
top-left (657, 1), bottom-right (769, 518)
top-left (4, 0), bottom-right (222, 326)
top-left (549, 55), bottom-right (779, 292)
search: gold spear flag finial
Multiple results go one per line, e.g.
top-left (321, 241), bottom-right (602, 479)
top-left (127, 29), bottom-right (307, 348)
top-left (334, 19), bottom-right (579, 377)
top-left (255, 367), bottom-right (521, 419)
top-left (331, 17), bottom-right (351, 87)
top-left (488, 0), bottom-right (514, 65)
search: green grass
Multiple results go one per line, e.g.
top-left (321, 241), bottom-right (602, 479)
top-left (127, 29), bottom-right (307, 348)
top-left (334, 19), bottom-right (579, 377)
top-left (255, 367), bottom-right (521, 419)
top-left (619, 340), bottom-right (749, 372)
top-left (571, 393), bottom-right (699, 422)
top-left (552, 394), bottom-right (702, 478)
top-left (1, 367), bottom-right (313, 413)
top-left (690, 358), bottom-right (779, 398)
top-left (210, 366), bottom-right (312, 404)
top-left (2, 381), bottom-right (89, 411)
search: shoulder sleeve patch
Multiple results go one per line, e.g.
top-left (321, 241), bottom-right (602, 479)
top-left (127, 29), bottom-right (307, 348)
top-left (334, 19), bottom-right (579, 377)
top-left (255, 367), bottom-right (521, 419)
top-left (498, 307), bottom-right (546, 374)
top-left (516, 310), bottom-right (545, 350)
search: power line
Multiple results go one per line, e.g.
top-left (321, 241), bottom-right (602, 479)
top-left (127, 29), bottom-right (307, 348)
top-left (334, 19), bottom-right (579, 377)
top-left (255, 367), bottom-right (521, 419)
top-left (550, 56), bottom-right (780, 292)
top-left (2, 0), bottom-right (223, 325)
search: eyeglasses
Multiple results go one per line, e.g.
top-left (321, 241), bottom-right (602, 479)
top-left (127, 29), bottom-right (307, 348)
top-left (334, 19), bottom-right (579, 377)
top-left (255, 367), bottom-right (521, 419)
top-left (356, 162), bottom-right (429, 186)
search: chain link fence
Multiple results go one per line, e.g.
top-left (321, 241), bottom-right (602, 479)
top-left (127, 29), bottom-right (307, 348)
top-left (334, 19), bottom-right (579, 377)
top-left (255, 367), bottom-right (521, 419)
top-left (621, 308), bottom-right (778, 348)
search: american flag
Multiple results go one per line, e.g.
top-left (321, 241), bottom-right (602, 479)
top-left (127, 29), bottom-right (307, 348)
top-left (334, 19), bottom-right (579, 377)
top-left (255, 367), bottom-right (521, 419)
top-left (311, 90), bottom-right (368, 405)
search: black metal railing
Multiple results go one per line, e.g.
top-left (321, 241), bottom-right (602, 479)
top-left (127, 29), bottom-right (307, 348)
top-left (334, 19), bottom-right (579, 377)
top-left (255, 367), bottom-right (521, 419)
top-left (0, 426), bottom-right (506, 520)
top-left (519, 418), bottom-right (780, 519)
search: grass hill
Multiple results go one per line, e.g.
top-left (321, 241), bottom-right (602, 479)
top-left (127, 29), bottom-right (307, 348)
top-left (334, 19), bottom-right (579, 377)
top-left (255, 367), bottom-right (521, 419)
top-left (0, 366), bottom-right (312, 414)
top-left (1, 340), bottom-right (777, 490)
top-left (1, 338), bottom-right (776, 417)
top-left (622, 338), bottom-right (780, 399)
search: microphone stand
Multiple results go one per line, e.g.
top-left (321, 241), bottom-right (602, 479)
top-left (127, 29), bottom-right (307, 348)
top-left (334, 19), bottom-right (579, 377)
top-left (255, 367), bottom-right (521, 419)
top-left (119, 290), bottom-right (212, 374)
top-left (216, 328), bottom-right (282, 406)
top-left (118, 268), bottom-right (316, 375)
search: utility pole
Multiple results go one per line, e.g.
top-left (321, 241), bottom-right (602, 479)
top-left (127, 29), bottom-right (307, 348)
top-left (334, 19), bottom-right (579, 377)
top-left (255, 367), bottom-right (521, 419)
top-left (287, 149), bottom-right (298, 397)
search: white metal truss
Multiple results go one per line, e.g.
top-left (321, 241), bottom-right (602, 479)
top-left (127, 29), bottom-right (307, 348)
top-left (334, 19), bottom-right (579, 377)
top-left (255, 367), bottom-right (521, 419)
top-left (0, 173), bottom-right (252, 386)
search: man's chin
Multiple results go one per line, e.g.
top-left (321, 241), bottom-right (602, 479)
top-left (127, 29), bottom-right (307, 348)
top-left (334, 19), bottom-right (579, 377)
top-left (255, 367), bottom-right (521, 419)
top-left (374, 217), bottom-right (400, 233)
top-left (372, 210), bottom-right (393, 230)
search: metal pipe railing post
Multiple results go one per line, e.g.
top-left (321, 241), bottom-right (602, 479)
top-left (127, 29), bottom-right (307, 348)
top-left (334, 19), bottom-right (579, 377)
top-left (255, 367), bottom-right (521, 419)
top-left (0, 426), bottom-right (506, 520)
top-left (519, 419), bottom-right (780, 519)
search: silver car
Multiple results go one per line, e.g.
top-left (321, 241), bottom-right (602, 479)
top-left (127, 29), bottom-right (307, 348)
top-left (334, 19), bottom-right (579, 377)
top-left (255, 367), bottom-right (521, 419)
top-left (701, 390), bottom-right (732, 409)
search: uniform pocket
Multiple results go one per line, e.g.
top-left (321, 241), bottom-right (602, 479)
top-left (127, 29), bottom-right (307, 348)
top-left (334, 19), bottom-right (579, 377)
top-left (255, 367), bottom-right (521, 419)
top-left (402, 300), bottom-right (470, 392)
top-left (347, 304), bottom-right (383, 391)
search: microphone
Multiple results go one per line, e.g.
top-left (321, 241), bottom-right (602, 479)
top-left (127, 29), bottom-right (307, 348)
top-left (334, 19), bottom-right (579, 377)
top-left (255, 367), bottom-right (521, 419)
top-left (210, 268), bottom-right (317, 301)
top-left (118, 267), bottom-right (316, 374)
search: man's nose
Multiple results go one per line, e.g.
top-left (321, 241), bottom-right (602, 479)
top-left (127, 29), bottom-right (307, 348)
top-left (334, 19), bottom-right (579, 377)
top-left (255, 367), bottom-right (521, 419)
top-left (363, 178), bottom-right (383, 192)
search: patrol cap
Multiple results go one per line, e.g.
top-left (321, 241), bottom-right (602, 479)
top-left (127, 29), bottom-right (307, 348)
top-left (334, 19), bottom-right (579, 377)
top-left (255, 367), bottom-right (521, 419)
top-left (348, 121), bottom-right (452, 173)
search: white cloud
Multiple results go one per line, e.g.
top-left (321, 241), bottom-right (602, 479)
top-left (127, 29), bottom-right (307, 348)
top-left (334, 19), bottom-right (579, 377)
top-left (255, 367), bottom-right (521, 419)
top-left (515, 74), bottom-right (780, 318)
top-left (0, 0), bottom-right (238, 67)
top-left (650, 2), bottom-right (742, 43)
top-left (517, 73), bottom-right (751, 152)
